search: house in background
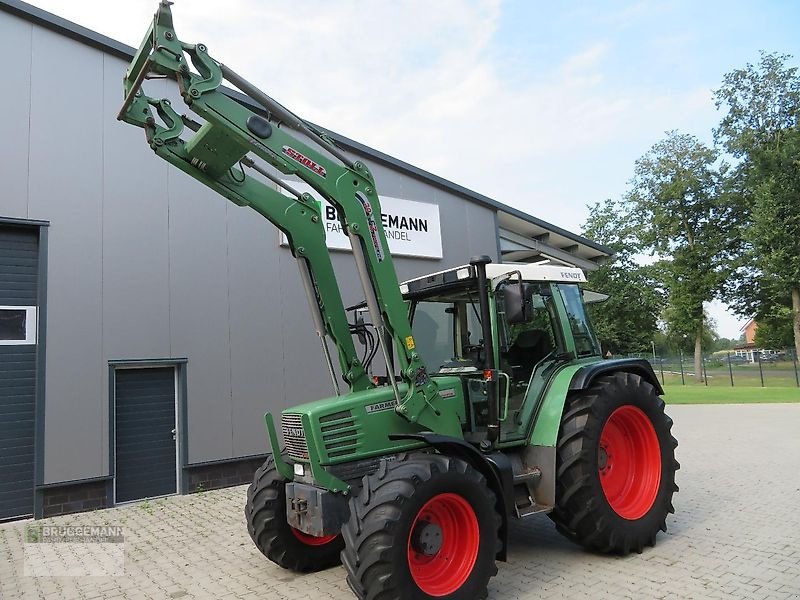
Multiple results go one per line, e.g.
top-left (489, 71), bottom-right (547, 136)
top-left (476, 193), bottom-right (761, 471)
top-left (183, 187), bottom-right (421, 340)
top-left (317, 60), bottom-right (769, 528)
top-left (733, 319), bottom-right (780, 363)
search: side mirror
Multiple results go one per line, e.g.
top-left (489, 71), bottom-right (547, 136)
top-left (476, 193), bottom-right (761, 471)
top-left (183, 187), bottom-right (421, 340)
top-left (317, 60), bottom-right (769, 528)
top-left (504, 282), bottom-right (530, 325)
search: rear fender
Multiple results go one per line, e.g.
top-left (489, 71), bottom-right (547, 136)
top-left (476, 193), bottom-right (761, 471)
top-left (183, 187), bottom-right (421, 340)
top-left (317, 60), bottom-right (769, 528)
top-left (519, 360), bottom-right (665, 515)
top-left (569, 358), bottom-right (664, 395)
top-left (528, 359), bottom-right (663, 449)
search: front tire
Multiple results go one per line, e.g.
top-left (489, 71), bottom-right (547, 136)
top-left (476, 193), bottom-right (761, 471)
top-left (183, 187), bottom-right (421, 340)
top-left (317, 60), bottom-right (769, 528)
top-left (550, 372), bottom-right (679, 554)
top-left (245, 457), bottom-right (343, 572)
top-left (341, 454), bottom-right (500, 600)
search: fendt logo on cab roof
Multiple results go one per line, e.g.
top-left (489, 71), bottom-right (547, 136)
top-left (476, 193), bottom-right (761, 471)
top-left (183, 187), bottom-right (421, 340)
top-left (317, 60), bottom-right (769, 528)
top-left (560, 271), bottom-right (582, 280)
top-left (282, 146), bottom-right (327, 178)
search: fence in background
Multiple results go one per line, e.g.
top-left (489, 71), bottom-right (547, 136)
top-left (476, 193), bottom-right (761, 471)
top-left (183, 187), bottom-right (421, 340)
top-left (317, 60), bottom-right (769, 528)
top-left (628, 348), bottom-right (800, 387)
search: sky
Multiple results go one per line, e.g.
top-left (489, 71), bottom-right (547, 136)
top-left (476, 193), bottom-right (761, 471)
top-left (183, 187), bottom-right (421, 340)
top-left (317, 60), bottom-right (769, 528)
top-left (25, 0), bottom-right (800, 338)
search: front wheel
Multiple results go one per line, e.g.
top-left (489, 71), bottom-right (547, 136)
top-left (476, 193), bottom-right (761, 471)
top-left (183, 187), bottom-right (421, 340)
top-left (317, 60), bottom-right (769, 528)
top-left (245, 457), bottom-right (343, 572)
top-left (550, 372), bottom-right (679, 554)
top-left (341, 454), bottom-right (500, 600)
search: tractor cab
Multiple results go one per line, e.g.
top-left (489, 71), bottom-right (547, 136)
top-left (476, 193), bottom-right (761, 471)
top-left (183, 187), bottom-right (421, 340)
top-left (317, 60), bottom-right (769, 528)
top-left (400, 262), bottom-right (602, 443)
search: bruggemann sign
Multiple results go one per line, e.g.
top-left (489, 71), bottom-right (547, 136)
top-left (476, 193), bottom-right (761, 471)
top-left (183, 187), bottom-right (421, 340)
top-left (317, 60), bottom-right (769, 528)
top-left (279, 181), bottom-right (443, 259)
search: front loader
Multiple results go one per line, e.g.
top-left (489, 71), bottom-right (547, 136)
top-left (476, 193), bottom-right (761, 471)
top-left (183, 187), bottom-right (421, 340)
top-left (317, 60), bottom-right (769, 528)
top-left (119, 4), bottom-right (679, 598)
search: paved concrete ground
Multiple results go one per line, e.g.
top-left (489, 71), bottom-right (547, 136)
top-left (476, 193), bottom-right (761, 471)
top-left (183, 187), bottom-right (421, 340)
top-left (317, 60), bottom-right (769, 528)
top-left (2, 404), bottom-right (799, 599)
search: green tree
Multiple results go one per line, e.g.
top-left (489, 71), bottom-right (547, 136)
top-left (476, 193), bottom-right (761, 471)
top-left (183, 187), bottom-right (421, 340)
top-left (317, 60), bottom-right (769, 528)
top-left (712, 337), bottom-right (740, 352)
top-left (624, 132), bottom-right (737, 381)
top-left (753, 305), bottom-right (794, 349)
top-left (714, 52), bottom-right (800, 361)
top-left (661, 307), bottom-right (718, 354)
top-left (582, 200), bottom-right (665, 355)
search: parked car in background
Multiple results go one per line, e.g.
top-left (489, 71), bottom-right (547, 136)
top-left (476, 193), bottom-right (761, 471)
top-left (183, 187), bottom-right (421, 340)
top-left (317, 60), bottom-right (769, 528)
top-left (722, 355), bottom-right (747, 364)
top-left (760, 353), bottom-right (781, 363)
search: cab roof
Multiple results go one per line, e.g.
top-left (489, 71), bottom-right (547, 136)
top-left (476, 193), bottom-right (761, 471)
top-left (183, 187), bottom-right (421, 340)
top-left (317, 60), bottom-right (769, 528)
top-left (400, 262), bottom-right (586, 290)
top-left (398, 262), bottom-right (589, 300)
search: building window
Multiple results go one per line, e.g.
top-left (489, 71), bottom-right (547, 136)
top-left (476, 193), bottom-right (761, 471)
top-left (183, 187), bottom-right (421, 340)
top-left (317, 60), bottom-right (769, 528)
top-left (0, 306), bottom-right (37, 345)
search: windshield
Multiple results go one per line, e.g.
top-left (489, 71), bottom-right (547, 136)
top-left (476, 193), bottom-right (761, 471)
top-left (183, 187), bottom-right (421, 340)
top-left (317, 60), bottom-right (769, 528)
top-left (409, 287), bottom-right (483, 371)
top-left (411, 301), bottom-right (455, 371)
top-left (557, 284), bottom-right (601, 357)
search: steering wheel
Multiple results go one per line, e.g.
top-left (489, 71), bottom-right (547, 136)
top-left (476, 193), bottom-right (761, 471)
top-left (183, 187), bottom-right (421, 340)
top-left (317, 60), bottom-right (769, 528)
top-left (463, 343), bottom-right (484, 363)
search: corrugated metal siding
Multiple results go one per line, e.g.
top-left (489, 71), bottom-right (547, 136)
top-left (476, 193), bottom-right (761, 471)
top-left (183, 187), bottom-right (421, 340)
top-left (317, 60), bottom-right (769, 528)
top-left (0, 225), bottom-right (38, 520)
top-left (0, 345), bottom-right (36, 520)
top-left (114, 367), bottom-right (176, 503)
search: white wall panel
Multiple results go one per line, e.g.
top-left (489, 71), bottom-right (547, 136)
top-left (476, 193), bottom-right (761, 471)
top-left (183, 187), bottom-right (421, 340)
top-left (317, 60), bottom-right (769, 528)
top-left (226, 201), bottom-right (284, 457)
top-left (26, 27), bottom-right (104, 483)
top-left (0, 14), bottom-right (32, 218)
top-left (167, 168), bottom-right (233, 463)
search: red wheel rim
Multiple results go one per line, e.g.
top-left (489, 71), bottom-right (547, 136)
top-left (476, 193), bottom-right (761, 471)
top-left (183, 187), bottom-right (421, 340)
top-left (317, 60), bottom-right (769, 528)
top-left (290, 527), bottom-right (337, 546)
top-left (598, 405), bottom-right (662, 520)
top-left (407, 493), bottom-right (479, 597)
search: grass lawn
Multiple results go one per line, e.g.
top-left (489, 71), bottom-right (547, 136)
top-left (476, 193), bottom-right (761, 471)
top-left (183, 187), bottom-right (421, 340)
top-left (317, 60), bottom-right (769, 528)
top-left (658, 368), bottom-right (799, 388)
top-left (663, 385), bottom-right (800, 404)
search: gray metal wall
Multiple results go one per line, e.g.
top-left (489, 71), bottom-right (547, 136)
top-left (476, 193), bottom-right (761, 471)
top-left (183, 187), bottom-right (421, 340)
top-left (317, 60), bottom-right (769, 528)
top-left (0, 12), bottom-right (498, 485)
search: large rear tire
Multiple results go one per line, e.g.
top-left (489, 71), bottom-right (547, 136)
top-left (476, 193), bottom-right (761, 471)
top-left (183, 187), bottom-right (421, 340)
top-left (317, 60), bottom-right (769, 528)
top-left (550, 372), bottom-right (679, 554)
top-left (341, 454), bottom-right (500, 600)
top-left (245, 457), bottom-right (343, 572)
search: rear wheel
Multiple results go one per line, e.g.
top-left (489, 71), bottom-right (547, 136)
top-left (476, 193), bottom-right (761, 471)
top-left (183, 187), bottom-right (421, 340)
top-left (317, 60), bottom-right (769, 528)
top-left (245, 457), bottom-right (343, 572)
top-left (550, 372), bottom-right (679, 554)
top-left (342, 454), bottom-right (500, 600)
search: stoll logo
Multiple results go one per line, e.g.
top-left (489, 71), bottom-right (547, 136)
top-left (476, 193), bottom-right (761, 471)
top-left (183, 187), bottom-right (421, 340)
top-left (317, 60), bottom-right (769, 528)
top-left (282, 146), bottom-right (326, 178)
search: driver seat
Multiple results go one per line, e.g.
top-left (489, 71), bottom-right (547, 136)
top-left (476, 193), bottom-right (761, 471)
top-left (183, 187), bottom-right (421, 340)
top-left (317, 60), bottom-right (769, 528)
top-left (505, 329), bottom-right (550, 384)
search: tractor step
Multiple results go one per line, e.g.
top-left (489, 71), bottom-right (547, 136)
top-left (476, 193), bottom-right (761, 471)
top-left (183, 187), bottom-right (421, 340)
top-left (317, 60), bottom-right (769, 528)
top-left (509, 452), bottom-right (552, 518)
top-left (517, 501), bottom-right (551, 518)
top-left (513, 481), bottom-right (550, 518)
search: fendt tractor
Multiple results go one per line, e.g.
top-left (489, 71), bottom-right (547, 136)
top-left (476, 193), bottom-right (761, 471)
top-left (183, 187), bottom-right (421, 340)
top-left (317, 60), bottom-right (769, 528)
top-left (119, 4), bottom-right (679, 599)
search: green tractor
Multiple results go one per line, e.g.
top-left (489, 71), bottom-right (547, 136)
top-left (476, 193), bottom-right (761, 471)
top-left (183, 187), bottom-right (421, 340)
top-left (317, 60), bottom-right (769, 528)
top-left (120, 4), bottom-right (678, 599)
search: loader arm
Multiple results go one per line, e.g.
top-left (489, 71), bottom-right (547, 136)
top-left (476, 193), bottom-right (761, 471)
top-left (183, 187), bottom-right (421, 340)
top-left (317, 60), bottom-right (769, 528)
top-left (118, 1), bottom-right (440, 421)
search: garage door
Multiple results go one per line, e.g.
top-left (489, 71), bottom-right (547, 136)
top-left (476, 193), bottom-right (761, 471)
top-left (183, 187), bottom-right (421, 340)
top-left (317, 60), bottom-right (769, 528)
top-left (114, 367), bottom-right (177, 503)
top-left (0, 225), bottom-right (39, 521)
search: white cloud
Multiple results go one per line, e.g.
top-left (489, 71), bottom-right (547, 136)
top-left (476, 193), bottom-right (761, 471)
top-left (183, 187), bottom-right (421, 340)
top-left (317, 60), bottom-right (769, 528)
top-left (28, 0), bottom-right (717, 231)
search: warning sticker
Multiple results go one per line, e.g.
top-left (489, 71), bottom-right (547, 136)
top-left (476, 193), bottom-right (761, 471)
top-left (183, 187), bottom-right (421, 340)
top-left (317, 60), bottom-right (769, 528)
top-left (405, 336), bottom-right (415, 350)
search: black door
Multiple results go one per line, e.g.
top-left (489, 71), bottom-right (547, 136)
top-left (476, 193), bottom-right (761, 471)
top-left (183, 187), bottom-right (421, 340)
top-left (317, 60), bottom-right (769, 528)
top-left (114, 367), bottom-right (177, 503)
top-left (0, 225), bottom-right (39, 521)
